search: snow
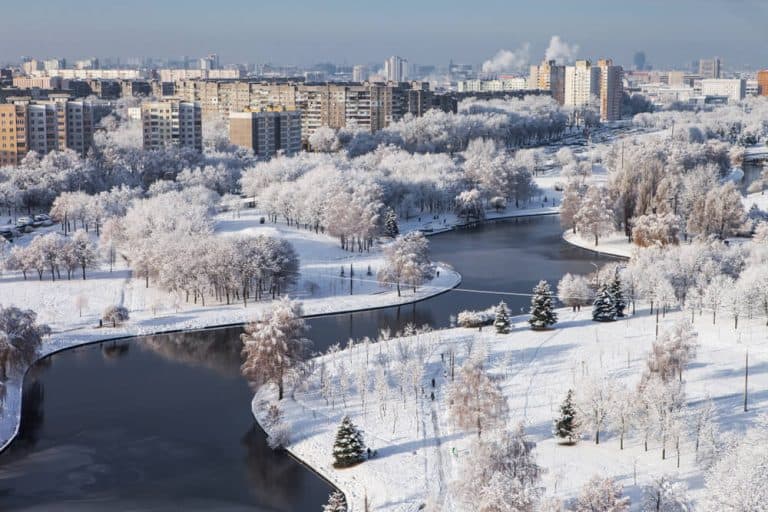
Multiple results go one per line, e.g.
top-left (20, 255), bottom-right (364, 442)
top-left (563, 230), bottom-right (635, 259)
top-left (258, 304), bottom-right (768, 511)
top-left (742, 190), bottom-right (768, 214)
top-left (0, 210), bottom-right (460, 453)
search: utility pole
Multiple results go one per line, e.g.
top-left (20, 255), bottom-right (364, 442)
top-left (744, 349), bottom-right (749, 412)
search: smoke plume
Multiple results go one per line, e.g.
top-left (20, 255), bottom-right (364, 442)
top-left (481, 43), bottom-right (531, 74)
top-left (544, 36), bottom-right (579, 64)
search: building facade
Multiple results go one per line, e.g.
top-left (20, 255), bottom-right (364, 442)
top-left (598, 59), bottom-right (623, 122)
top-left (0, 104), bottom-right (28, 167)
top-left (757, 71), bottom-right (768, 96)
top-left (700, 79), bottom-right (746, 103)
top-left (699, 58), bottom-right (721, 79)
top-left (530, 60), bottom-right (565, 104)
top-left (564, 60), bottom-right (600, 109)
top-left (141, 101), bottom-right (202, 151)
top-left (384, 56), bottom-right (408, 82)
top-left (229, 108), bottom-right (301, 158)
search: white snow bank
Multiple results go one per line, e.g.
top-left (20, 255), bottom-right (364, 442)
top-left (563, 230), bottom-right (634, 259)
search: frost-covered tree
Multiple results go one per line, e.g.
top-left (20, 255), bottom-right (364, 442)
top-left (642, 475), bottom-right (691, 512)
top-left (240, 299), bottom-right (312, 400)
top-left (529, 280), bottom-right (557, 330)
top-left (632, 213), bottom-right (681, 247)
top-left (71, 229), bottom-right (98, 280)
top-left (309, 126), bottom-right (340, 153)
top-left (686, 182), bottom-right (746, 239)
top-left (377, 231), bottom-right (433, 296)
top-left (554, 389), bottom-right (579, 444)
top-left (560, 180), bottom-right (585, 234)
top-left (447, 359), bottom-right (507, 437)
top-left (332, 416), bottom-right (366, 468)
top-left (578, 376), bottom-right (617, 445)
top-left (455, 188), bottom-right (485, 223)
top-left (704, 417), bottom-right (768, 511)
top-left (452, 423), bottom-right (542, 512)
top-left (323, 491), bottom-right (347, 512)
top-left (494, 300), bottom-right (511, 334)
top-left (102, 305), bottom-right (129, 327)
top-left (693, 395), bottom-right (719, 468)
top-left (610, 383), bottom-right (636, 450)
top-left (592, 284), bottom-right (617, 322)
top-left (0, 306), bottom-right (50, 381)
top-left (575, 475), bottom-right (630, 512)
top-left (574, 186), bottom-right (614, 246)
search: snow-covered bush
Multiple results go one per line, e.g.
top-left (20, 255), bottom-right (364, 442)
top-left (102, 305), bottom-right (129, 326)
top-left (457, 307), bottom-right (496, 328)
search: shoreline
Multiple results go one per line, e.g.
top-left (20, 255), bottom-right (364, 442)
top-left (562, 229), bottom-right (633, 259)
top-left (0, 263), bottom-right (461, 457)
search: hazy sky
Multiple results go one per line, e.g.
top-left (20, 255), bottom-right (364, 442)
top-left (3, 0), bottom-right (766, 69)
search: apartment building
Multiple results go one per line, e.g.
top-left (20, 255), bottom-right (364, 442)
top-left (598, 59), bottom-right (623, 122)
top-left (174, 80), bottom-right (439, 143)
top-left (384, 56), bottom-right (408, 82)
top-left (758, 71), bottom-right (768, 96)
top-left (12, 76), bottom-right (64, 90)
top-left (229, 108), bottom-right (301, 158)
top-left (352, 65), bottom-right (369, 82)
top-left (564, 60), bottom-right (600, 109)
top-left (0, 104), bottom-right (28, 167)
top-left (0, 97), bottom-right (110, 163)
top-left (141, 100), bottom-right (202, 151)
top-left (529, 60), bottom-right (565, 104)
top-left (699, 58), bottom-right (721, 79)
top-left (457, 78), bottom-right (527, 93)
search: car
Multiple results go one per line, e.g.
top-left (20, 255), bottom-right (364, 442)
top-left (16, 216), bottom-right (33, 227)
top-left (0, 229), bottom-right (13, 241)
top-left (33, 214), bottom-right (53, 227)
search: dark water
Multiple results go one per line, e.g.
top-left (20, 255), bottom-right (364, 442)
top-left (0, 216), bottom-right (613, 511)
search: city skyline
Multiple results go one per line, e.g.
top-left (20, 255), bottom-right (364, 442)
top-left (2, 0), bottom-right (767, 69)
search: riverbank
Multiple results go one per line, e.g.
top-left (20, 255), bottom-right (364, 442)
top-left (0, 261), bottom-right (460, 456)
top-left (257, 304), bottom-right (767, 510)
top-left (562, 229), bottom-right (634, 259)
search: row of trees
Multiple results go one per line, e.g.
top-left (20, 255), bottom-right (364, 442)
top-left (5, 230), bottom-right (97, 281)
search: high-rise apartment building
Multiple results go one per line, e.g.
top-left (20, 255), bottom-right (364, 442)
top-left (0, 104), bottom-right (28, 167)
top-left (530, 60), bottom-right (565, 104)
top-left (141, 101), bottom-right (202, 151)
top-left (598, 59), bottom-right (623, 122)
top-left (173, 80), bottom-right (440, 143)
top-left (0, 97), bottom-right (109, 164)
top-left (699, 58), bottom-right (721, 79)
top-left (229, 108), bottom-right (302, 158)
top-left (352, 65), bottom-right (369, 82)
top-left (384, 56), bottom-right (408, 82)
top-left (757, 70), bottom-right (768, 96)
top-left (564, 60), bottom-right (600, 109)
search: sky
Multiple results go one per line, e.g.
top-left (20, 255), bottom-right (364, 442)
top-left (2, 0), bottom-right (766, 70)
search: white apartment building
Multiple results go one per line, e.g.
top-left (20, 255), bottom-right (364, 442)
top-left (457, 78), bottom-right (527, 92)
top-left (700, 79), bottom-right (746, 103)
top-left (384, 56), bottom-right (408, 82)
top-left (564, 60), bottom-right (600, 109)
top-left (157, 69), bottom-right (241, 82)
top-left (141, 101), bottom-right (202, 151)
top-left (352, 65), bottom-right (369, 82)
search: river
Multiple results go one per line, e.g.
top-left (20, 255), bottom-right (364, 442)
top-left (0, 216), bottom-right (616, 511)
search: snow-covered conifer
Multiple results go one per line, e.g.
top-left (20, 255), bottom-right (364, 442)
top-left (494, 300), bottom-right (511, 334)
top-left (529, 280), bottom-right (557, 330)
top-left (554, 389), bottom-right (579, 444)
top-left (592, 284), bottom-right (617, 322)
top-left (332, 416), bottom-right (366, 468)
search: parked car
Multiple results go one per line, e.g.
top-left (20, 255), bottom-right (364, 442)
top-left (33, 214), bottom-right (53, 227)
top-left (0, 228), bottom-right (13, 241)
top-left (16, 216), bottom-right (33, 227)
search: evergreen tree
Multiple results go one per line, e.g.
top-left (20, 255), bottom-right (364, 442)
top-left (332, 416), bottom-right (366, 468)
top-left (383, 208), bottom-right (399, 238)
top-left (323, 490), bottom-right (348, 512)
top-left (592, 284), bottom-right (617, 322)
top-left (610, 274), bottom-right (626, 318)
top-left (529, 280), bottom-right (558, 330)
top-left (494, 300), bottom-right (511, 334)
top-left (554, 389), bottom-right (579, 444)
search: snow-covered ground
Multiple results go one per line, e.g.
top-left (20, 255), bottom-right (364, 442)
top-left (258, 304), bottom-right (766, 511)
top-left (0, 210), bottom-right (461, 453)
top-left (563, 230), bottom-right (634, 259)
